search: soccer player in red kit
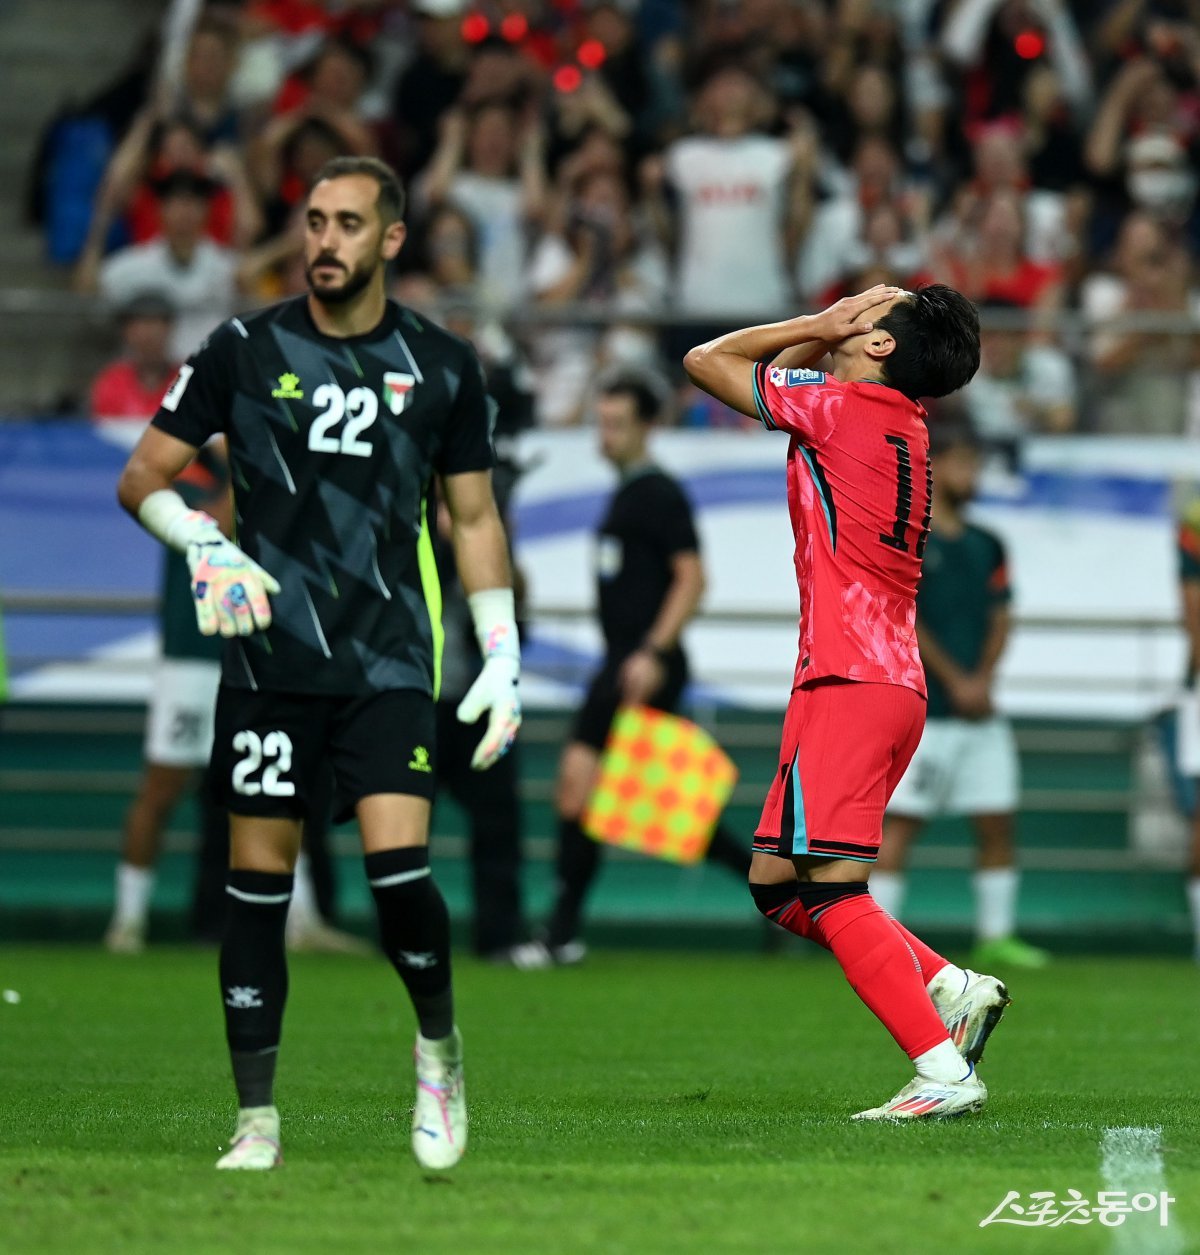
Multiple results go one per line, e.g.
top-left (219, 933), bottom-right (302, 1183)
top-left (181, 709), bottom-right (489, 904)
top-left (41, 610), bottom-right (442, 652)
top-left (685, 284), bottom-right (1011, 1120)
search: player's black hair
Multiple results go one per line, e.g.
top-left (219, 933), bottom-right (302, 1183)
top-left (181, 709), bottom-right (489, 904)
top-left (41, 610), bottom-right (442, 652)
top-left (312, 156), bottom-right (406, 224)
top-left (874, 284), bottom-right (981, 401)
top-left (600, 376), bottom-right (661, 424)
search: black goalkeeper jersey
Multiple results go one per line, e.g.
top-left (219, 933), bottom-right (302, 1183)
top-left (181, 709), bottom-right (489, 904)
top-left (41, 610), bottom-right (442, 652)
top-left (152, 296), bottom-right (496, 697)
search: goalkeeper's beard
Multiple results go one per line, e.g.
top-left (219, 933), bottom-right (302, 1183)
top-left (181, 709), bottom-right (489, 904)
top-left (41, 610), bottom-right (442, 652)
top-left (306, 255), bottom-right (378, 306)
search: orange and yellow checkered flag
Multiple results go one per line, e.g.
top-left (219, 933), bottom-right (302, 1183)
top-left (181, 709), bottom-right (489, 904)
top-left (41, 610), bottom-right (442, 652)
top-left (581, 705), bottom-right (738, 865)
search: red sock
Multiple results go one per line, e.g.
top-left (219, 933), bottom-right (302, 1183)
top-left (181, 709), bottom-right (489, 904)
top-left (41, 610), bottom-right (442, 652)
top-left (889, 919), bottom-right (949, 985)
top-left (804, 889), bottom-right (951, 1060)
top-left (753, 885), bottom-right (949, 989)
top-left (775, 899), bottom-right (821, 943)
top-left (750, 882), bottom-right (826, 946)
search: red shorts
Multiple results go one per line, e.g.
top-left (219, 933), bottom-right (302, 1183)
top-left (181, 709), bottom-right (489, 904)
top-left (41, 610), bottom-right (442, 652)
top-left (753, 678), bottom-right (925, 862)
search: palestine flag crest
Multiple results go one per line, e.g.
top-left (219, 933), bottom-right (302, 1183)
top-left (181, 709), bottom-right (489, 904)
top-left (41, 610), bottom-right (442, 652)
top-left (383, 371), bottom-right (416, 415)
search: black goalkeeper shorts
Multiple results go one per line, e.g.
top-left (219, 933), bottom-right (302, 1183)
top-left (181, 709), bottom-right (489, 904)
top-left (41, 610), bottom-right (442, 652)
top-left (211, 686), bottom-right (436, 822)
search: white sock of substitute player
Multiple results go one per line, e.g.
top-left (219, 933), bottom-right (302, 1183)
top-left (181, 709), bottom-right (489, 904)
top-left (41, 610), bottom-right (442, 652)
top-left (114, 862), bottom-right (154, 924)
top-left (973, 866), bottom-right (1019, 942)
top-left (913, 1039), bottom-right (971, 1084)
top-left (1187, 878), bottom-right (1200, 957)
top-left (287, 852), bottom-right (320, 929)
top-left (869, 871), bottom-right (906, 921)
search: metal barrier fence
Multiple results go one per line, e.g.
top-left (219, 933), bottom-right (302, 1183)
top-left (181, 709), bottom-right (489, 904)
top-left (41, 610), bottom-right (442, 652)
top-left (0, 590), bottom-right (1187, 702)
top-left (1, 287), bottom-right (1198, 430)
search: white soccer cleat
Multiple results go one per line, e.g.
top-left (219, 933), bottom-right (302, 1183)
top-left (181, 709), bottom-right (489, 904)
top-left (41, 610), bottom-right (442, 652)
top-left (504, 939), bottom-right (588, 970)
top-left (852, 1067), bottom-right (987, 1121)
top-left (929, 968), bottom-right (1011, 1065)
top-left (412, 1028), bottom-right (467, 1170)
top-left (103, 918), bottom-right (146, 954)
top-left (215, 1106), bottom-right (282, 1170)
top-left (504, 941), bottom-right (555, 970)
top-left (550, 939), bottom-right (587, 966)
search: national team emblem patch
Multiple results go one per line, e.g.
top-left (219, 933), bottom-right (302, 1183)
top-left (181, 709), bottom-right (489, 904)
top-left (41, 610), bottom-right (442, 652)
top-left (383, 371), bottom-right (416, 415)
top-left (769, 367), bottom-right (825, 388)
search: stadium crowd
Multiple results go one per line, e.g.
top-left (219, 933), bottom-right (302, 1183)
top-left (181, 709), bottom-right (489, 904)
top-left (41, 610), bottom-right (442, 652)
top-left (49, 0), bottom-right (1200, 439)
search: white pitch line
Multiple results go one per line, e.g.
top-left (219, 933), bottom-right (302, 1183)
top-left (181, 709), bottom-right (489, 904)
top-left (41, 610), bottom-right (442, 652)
top-left (1100, 1126), bottom-right (1184, 1255)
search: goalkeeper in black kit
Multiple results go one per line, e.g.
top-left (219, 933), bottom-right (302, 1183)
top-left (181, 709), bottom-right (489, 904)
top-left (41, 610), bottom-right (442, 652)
top-left (118, 157), bottom-right (520, 1172)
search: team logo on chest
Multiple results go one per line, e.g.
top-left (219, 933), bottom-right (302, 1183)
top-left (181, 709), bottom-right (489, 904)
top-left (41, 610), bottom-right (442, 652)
top-left (271, 372), bottom-right (304, 399)
top-left (383, 371), bottom-right (417, 415)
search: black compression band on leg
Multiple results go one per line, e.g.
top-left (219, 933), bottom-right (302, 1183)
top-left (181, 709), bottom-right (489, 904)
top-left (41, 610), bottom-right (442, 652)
top-left (748, 881), bottom-right (802, 921)
top-left (365, 847), bottom-right (454, 1040)
top-left (219, 869), bottom-right (292, 1106)
top-left (792, 879), bottom-right (870, 920)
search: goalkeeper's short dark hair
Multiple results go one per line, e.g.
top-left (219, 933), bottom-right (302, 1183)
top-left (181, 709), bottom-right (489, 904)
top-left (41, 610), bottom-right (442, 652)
top-left (874, 284), bottom-right (981, 401)
top-left (311, 156), bottom-right (406, 224)
top-left (600, 376), bottom-right (661, 424)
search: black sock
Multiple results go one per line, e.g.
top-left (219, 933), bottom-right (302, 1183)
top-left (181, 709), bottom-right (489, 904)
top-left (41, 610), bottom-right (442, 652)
top-left (546, 816), bottom-right (601, 947)
top-left (365, 848), bottom-right (454, 1040)
top-left (704, 823), bottom-right (752, 877)
top-left (219, 870), bottom-right (292, 1108)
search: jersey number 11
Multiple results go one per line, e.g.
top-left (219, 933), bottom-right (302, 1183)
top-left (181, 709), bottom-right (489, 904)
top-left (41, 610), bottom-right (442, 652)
top-left (879, 435), bottom-right (932, 558)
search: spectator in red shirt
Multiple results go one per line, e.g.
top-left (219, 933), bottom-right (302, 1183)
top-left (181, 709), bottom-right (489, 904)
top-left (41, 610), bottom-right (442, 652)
top-left (90, 292), bottom-right (179, 422)
top-left (935, 187), bottom-right (1065, 333)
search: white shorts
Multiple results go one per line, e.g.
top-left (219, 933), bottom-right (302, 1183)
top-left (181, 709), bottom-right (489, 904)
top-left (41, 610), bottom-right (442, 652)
top-left (886, 716), bottom-right (1020, 819)
top-left (143, 658), bottom-right (220, 768)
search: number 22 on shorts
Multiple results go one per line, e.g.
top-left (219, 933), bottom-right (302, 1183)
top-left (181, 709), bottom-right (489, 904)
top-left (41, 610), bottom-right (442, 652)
top-left (231, 729), bottom-right (296, 797)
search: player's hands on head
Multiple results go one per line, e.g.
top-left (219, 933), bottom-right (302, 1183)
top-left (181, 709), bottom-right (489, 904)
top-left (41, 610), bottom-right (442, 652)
top-left (456, 653), bottom-right (522, 770)
top-left (187, 534), bottom-right (281, 638)
top-left (810, 284), bottom-right (904, 344)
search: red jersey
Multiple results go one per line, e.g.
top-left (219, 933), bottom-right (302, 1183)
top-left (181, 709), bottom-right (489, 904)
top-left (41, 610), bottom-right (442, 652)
top-left (751, 364), bottom-right (931, 697)
top-left (89, 360), bottom-right (177, 421)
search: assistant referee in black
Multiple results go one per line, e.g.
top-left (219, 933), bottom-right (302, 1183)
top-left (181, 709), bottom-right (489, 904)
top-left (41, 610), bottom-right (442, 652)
top-left (517, 378), bottom-right (750, 966)
top-left (118, 157), bottom-right (519, 1173)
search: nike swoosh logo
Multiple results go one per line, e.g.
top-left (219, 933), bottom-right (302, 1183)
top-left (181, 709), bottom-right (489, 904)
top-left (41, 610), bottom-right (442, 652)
top-left (416, 1126), bottom-right (438, 1139)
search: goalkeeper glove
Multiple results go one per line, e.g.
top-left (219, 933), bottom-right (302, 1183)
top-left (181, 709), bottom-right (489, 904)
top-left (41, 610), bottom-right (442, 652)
top-left (456, 588), bottom-right (522, 769)
top-left (138, 489), bottom-right (280, 638)
top-left (186, 530), bottom-right (280, 637)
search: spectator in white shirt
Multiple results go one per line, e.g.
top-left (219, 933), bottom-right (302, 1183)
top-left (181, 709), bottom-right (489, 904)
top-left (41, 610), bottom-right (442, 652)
top-left (418, 100), bottom-right (548, 311)
top-left (963, 298), bottom-right (1077, 444)
top-left (527, 166), bottom-right (667, 425)
top-left (99, 170), bottom-right (237, 359)
top-left (643, 64), bottom-right (809, 321)
top-left (798, 135), bottom-right (929, 301)
top-left (1082, 210), bottom-right (1200, 436)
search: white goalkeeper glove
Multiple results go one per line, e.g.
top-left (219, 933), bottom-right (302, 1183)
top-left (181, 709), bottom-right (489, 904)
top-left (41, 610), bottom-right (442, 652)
top-left (138, 489), bottom-right (281, 638)
top-left (456, 588), bottom-right (522, 770)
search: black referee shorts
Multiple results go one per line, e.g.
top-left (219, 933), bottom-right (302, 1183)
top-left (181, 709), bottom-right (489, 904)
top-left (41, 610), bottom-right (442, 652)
top-left (571, 650), bottom-right (688, 752)
top-left (211, 685), bottom-right (436, 822)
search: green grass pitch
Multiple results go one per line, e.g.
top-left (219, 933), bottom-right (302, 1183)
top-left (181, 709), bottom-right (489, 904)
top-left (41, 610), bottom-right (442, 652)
top-left (1, 947), bottom-right (1196, 1254)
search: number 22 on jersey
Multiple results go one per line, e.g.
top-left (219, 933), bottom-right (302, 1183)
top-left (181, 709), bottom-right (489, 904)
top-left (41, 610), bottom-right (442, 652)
top-left (308, 384), bottom-right (377, 457)
top-left (305, 374), bottom-right (416, 458)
